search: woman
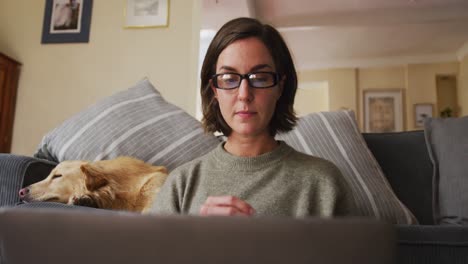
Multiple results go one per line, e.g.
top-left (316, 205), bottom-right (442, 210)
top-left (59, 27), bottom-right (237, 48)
top-left (152, 17), bottom-right (355, 217)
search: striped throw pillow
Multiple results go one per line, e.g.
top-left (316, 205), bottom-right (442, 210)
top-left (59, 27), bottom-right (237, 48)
top-left (34, 79), bottom-right (220, 172)
top-left (277, 110), bottom-right (417, 224)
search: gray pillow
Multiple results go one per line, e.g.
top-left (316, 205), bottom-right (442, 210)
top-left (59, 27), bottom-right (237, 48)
top-left (34, 79), bottom-right (220, 172)
top-left (277, 110), bottom-right (417, 224)
top-left (424, 116), bottom-right (468, 225)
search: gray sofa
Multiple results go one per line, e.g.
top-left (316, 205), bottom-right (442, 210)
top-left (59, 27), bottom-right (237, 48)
top-left (364, 130), bottom-right (468, 264)
top-left (1, 130), bottom-right (467, 263)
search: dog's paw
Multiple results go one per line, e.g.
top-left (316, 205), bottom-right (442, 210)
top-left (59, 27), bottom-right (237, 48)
top-left (70, 195), bottom-right (99, 208)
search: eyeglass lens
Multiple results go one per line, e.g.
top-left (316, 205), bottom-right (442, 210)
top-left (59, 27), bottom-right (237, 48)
top-left (215, 72), bottom-right (277, 89)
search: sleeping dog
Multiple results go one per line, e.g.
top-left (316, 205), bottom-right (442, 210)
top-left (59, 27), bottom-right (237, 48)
top-left (19, 157), bottom-right (168, 213)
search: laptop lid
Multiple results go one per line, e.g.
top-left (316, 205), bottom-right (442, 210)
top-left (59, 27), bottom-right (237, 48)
top-left (0, 208), bottom-right (395, 264)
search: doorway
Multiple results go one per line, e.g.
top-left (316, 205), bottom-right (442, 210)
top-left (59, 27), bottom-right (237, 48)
top-left (436, 75), bottom-right (458, 118)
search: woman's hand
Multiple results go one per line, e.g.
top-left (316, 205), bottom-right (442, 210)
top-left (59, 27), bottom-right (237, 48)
top-left (199, 196), bottom-right (255, 216)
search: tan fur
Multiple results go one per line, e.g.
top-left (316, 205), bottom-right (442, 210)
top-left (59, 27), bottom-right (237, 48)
top-left (21, 157), bottom-right (168, 213)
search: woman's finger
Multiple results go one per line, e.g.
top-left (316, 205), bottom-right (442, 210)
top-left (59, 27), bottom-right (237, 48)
top-left (204, 196), bottom-right (255, 215)
top-left (199, 204), bottom-right (251, 216)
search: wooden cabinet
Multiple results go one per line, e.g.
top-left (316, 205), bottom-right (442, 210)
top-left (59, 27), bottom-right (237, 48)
top-left (0, 53), bottom-right (21, 153)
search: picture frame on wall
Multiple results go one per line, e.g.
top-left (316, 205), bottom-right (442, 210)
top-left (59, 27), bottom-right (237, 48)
top-left (363, 89), bottom-right (405, 133)
top-left (414, 103), bottom-right (434, 128)
top-left (124, 0), bottom-right (169, 28)
top-left (41, 0), bottom-right (93, 44)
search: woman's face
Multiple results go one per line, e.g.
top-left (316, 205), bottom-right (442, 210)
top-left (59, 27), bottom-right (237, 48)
top-left (212, 37), bottom-right (283, 139)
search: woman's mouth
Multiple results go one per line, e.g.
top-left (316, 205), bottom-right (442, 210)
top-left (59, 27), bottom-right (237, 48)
top-left (236, 111), bottom-right (256, 118)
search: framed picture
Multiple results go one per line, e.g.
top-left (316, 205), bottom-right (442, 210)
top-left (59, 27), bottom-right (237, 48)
top-left (124, 0), bottom-right (169, 28)
top-left (414, 103), bottom-right (434, 128)
top-left (41, 0), bottom-right (93, 44)
top-left (363, 89), bottom-right (404, 133)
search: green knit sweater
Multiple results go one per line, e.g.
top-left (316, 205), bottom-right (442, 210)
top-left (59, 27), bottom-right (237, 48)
top-left (151, 141), bottom-right (356, 217)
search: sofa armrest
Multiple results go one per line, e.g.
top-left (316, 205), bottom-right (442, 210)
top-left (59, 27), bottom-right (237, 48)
top-left (397, 225), bottom-right (468, 264)
top-left (0, 154), bottom-right (57, 207)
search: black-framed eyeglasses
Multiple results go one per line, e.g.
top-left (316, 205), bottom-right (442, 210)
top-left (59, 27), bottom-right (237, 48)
top-left (211, 72), bottom-right (280, 90)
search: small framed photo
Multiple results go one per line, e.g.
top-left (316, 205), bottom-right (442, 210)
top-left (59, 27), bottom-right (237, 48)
top-left (363, 89), bottom-right (405, 133)
top-left (41, 0), bottom-right (93, 44)
top-left (414, 103), bottom-right (434, 128)
top-left (125, 0), bottom-right (169, 28)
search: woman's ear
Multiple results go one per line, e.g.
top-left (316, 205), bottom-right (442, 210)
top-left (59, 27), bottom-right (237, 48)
top-left (210, 79), bottom-right (218, 98)
top-left (277, 75), bottom-right (286, 100)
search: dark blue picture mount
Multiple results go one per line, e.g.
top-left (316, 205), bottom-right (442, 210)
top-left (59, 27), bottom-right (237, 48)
top-left (41, 0), bottom-right (93, 44)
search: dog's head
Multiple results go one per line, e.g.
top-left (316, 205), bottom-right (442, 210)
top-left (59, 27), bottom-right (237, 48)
top-left (18, 157), bottom-right (167, 210)
top-left (18, 160), bottom-right (109, 204)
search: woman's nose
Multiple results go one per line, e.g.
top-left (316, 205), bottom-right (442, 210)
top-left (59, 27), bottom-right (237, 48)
top-left (237, 79), bottom-right (253, 101)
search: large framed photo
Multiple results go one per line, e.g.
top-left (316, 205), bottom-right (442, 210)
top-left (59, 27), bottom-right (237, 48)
top-left (125, 0), bottom-right (169, 28)
top-left (414, 103), bottom-right (434, 128)
top-left (41, 0), bottom-right (93, 44)
top-left (363, 89), bottom-right (405, 133)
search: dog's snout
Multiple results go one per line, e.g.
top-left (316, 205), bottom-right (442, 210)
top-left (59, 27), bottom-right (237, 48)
top-left (19, 188), bottom-right (30, 198)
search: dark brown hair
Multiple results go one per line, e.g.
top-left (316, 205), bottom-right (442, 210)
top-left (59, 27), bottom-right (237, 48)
top-left (201, 17), bottom-right (297, 136)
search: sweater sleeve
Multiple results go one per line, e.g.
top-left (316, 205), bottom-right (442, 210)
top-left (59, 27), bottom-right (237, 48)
top-left (150, 170), bottom-right (183, 215)
top-left (333, 167), bottom-right (358, 216)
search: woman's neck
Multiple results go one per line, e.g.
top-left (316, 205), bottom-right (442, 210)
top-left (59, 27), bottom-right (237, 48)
top-left (224, 134), bottom-right (279, 157)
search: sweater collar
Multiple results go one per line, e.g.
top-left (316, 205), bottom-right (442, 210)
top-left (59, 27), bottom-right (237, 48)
top-left (211, 141), bottom-right (293, 171)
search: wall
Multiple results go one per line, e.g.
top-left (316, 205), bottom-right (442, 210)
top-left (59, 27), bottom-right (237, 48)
top-left (295, 81), bottom-right (329, 116)
top-left (299, 62), bottom-right (461, 131)
top-left (0, 0), bottom-right (201, 155)
top-left (298, 68), bottom-right (357, 114)
top-left (406, 62), bottom-right (459, 129)
top-left (459, 54), bottom-right (468, 116)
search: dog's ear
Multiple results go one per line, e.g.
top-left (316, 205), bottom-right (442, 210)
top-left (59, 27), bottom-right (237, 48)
top-left (154, 166), bottom-right (168, 174)
top-left (80, 164), bottom-right (109, 192)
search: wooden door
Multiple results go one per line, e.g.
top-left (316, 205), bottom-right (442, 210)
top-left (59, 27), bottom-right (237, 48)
top-left (0, 53), bottom-right (21, 153)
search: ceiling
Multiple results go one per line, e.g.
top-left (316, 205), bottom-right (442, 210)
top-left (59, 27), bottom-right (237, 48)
top-left (201, 0), bottom-right (468, 70)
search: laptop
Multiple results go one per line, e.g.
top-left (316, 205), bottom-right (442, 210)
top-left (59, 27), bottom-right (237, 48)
top-left (0, 208), bottom-right (395, 264)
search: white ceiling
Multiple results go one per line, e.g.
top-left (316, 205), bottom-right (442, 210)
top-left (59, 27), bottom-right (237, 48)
top-left (202, 0), bottom-right (468, 70)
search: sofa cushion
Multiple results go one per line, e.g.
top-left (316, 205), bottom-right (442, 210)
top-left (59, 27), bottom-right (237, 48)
top-left (424, 116), bottom-right (468, 225)
top-left (363, 131), bottom-right (434, 225)
top-left (277, 110), bottom-right (417, 224)
top-left (397, 225), bottom-right (468, 263)
top-left (0, 154), bottom-right (57, 207)
top-left (34, 79), bottom-right (220, 172)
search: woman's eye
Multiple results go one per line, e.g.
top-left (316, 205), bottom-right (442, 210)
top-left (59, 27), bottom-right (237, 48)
top-left (221, 75), bottom-right (237, 83)
top-left (254, 77), bottom-right (268, 82)
top-left (251, 77), bottom-right (269, 86)
top-left (250, 74), bottom-right (269, 82)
